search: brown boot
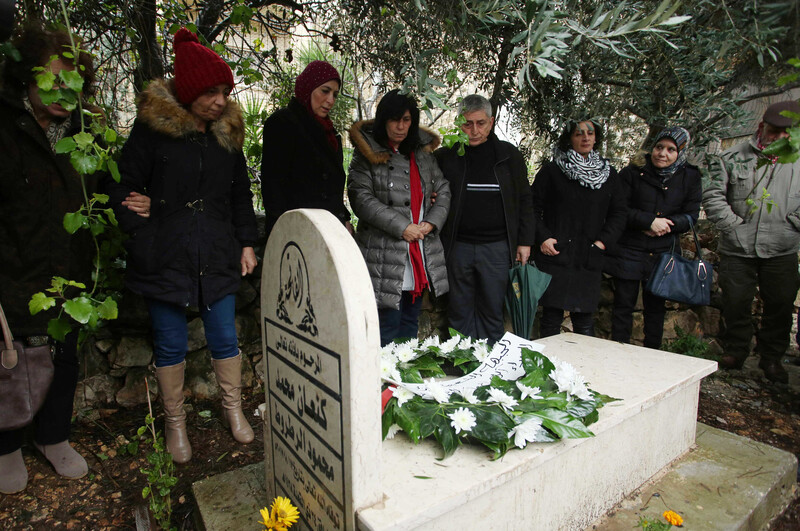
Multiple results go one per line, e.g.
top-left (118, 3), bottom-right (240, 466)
top-left (155, 362), bottom-right (192, 463)
top-left (212, 354), bottom-right (254, 444)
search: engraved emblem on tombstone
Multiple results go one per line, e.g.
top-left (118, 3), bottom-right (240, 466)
top-left (276, 242), bottom-right (318, 336)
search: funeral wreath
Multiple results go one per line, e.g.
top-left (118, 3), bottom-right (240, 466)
top-left (380, 330), bottom-right (619, 459)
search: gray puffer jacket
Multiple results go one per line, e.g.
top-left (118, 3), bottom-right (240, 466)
top-left (703, 136), bottom-right (800, 258)
top-left (348, 120), bottom-right (451, 310)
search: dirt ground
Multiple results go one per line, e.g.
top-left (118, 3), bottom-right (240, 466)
top-left (1, 364), bottom-right (799, 530)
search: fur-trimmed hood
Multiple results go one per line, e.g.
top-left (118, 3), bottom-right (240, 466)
top-left (136, 78), bottom-right (244, 153)
top-left (349, 119), bottom-right (441, 165)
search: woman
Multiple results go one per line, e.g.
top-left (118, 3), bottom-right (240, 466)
top-left (0, 25), bottom-right (144, 494)
top-left (605, 127), bottom-right (701, 348)
top-left (533, 119), bottom-right (627, 337)
top-left (109, 29), bottom-right (258, 464)
top-left (348, 90), bottom-right (451, 346)
top-left (261, 61), bottom-right (351, 235)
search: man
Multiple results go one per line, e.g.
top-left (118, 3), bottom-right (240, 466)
top-left (436, 94), bottom-right (535, 342)
top-left (703, 100), bottom-right (800, 383)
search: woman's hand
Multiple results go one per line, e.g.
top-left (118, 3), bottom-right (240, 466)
top-left (402, 223), bottom-right (426, 242)
top-left (540, 238), bottom-right (559, 256)
top-left (122, 191), bottom-right (151, 218)
top-left (419, 221), bottom-right (435, 236)
top-left (647, 217), bottom-right (674, 237)
top-left (240, 246), bottom-right (257, 276)
top-left (593, 240), bottom-right (606, 250)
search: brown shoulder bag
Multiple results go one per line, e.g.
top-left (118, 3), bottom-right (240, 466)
top-left (0, 302), bottom-right (54, 430)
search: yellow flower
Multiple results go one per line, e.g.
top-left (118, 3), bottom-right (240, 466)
top-left (271, 496), bottom-right (300, 528)
top-left (663, 510), bottom-right (683, 526)
top-left (258, 507), bottom-right (287, 530)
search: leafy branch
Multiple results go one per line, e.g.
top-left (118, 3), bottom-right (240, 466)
top-left (26, 0), bottom-right (126, 342)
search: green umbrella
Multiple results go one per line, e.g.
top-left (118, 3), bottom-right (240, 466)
top-left (505, 262), bottom-right (552, 339)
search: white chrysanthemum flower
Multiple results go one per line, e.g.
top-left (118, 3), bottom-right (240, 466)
top-left (487, 387), bottom-right (518, 410)
top-left (439, 336), bottom-right (461, 353)
top-left (516, 382), bottom-right (543, 400)
top-left (472, 341), bottom-right (490, 362)
top-left (394, 343), bottom-right (417, 363)
top-left (508, 417), bottom-right (548, 449)
top-left (551, 360), bottom-right (592, 400)
top-left (425, 378), bottom-right (451, 403)
top-left (457, 337), bottom-right (473, 350)
top-left (573, 386), bottom-right (593, 401)
top-left (385, 423), bottom-right (402, 439)
top-left (380, 343), bottom-right (396, 357)
top-left (404, 338), bottom-right (419, 350)
top-left (448, 407), bottom-right (477, 434)
top-left (421, 335), bottom-right (440, 349)
top-left (380, 356), bottom-right (401, 381)
top-left (462, 388), bottom-right (481, 404)
top-left (392, 386), bottom-right (416, 407)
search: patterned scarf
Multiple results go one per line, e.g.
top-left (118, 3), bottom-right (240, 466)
top-left (553, 146), bottom-right (610, 189)
top-left (23, 94), bottom-right (72, 151)
top-left (408, 151), bottom-right (428, 302)
top-left (653, 126), bottom-right (691, 179)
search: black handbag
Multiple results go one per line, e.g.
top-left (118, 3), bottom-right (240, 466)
top-left (645, 215), bottom-right (712, 306)
top-left (0, 301), bottom-right (54, 431)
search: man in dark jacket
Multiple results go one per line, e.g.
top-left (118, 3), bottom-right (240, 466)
top-left (436, 94), bottom-right (535, 342)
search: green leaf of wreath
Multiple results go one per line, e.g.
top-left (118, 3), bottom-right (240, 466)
top-left (414, 402), bottom-right (442, 439)
top-left (521, 348), bottom-right (555, 374)
top-left (434, 424), bottom-right (459, 459)
top-left (382, 405), bottom-right (396, 438)
top-left (582, 409), bottom-right (600, 427)
top-left (399, 367), bottom-right (424, 384)
top-left (393, 403), bottom-right (421, 443)
top-left (471, 406), bottom-right (515, 443)
top-left (533, 409), bottom-right (594, 439)
top-left (592, 391), bottom-right (621, 407)
top-left (566, 399), bottom-right (598, 419)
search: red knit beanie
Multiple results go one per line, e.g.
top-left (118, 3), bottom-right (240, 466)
top-left (173, 28), bottom-right (234, 105)
top-left (294, 61), bottom-right (341, 106)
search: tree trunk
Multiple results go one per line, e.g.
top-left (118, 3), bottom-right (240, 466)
top-left (129, 0), bottom-right (164, 92)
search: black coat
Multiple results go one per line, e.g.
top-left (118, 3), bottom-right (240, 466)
top-left (532, 160), bottom-right (627, 312)
top-left (436, 133), bottom-right (535, 265)
top-left (261, 98), bottom-right (349, 235)
top-left (605, 157), bottom-right (702, 280)
top-left (0, 91), bottom-right (95, 335)
top-left (108, 80), bottom-right (257, 308)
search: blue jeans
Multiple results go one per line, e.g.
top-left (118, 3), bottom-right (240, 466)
top-left (147, 294), bottom-right (239, 367)
top-left (378, 291), bottom-right (422, 346)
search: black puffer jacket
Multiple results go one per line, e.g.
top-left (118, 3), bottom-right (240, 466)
top-left (605, 155), bottom-right (702, 280)
top-left (532, 160), bottom-right (627, 312)
top-left (108, 79), bottom-right (257, 308)
top-left (436, 133), bottom-right (535, 265)
top-left (261, 98), bottom-right (349, 236)
top-left (0, 90), bottom-right (96, 336)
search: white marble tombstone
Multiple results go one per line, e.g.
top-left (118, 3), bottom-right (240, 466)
top-left (261, 209), bottom-right (382, 531)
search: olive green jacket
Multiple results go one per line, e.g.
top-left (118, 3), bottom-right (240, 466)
top-left (703, 136), bottom-right (800, 258)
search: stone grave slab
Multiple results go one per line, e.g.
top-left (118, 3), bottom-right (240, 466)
top-left (590, 423), bottom-right (797, 530)
top-left (260, 209), bottom-right (382, 531)
top-left (356, 334), bottom-right (717, 530)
